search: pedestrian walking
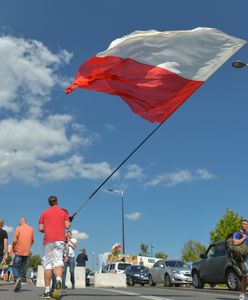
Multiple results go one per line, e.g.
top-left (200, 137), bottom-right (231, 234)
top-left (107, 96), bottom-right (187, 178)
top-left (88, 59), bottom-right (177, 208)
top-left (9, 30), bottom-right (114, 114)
top-left (12, 217), bottom-right (34, 292)
top-left (62, 231), bottom-right (77, 289)
top-left (232, 219), bottom-right (248, 300)
top-left (39, 195), bottom-right (70, 299)
top-left (0, 219), bottom-right (8, 265)
top-left (76, 248), bottom-right (88, 267)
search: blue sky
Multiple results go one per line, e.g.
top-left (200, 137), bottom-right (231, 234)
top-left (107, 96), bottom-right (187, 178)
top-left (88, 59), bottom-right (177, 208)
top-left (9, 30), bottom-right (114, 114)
top-left (0, 0), bottom-right (247, 268)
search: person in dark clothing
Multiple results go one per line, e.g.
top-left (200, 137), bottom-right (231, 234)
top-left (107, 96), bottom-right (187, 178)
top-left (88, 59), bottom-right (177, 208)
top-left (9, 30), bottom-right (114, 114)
top-left (76, 249), bottom-right (88, 267)
top-left (0, 219), bottom-right (8, 264)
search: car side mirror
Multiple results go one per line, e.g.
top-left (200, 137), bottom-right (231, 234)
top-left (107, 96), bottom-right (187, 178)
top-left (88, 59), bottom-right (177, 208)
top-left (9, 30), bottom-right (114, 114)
top-left (200, 254), bottom-right (206, 259)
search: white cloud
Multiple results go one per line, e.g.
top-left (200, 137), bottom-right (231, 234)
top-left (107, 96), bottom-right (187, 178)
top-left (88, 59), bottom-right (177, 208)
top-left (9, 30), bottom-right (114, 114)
top-left (125, 164), bottom-right (145, 181)
top-left (3, 225), bottom-right (13, 233)
top-left (125, 212), bottom-right (141, 221)
top-left (105, 123), bottom-right (116, 131)
top-left (0, 35), bottom-right (72, 117)
top-left (196, 168), bottom-right (216, 180)
top-left (71, 229), bottom-right (89, 240)
top-left (0, 35), bottom-right (115, 185)
top-left (0, 117), bottom-right (113, 184)
top-left (145, 168), bottom-right (216, 187)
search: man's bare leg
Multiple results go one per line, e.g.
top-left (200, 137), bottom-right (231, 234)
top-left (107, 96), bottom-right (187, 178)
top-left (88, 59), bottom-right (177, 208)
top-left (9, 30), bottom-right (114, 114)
top-left (44, 269), bottom-right (52, 287)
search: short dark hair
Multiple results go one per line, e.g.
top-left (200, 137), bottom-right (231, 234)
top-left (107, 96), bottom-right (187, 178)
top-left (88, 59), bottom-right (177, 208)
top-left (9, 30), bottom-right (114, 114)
top-left (241, 219), bottom-right (248, 223)
top-left (48, 195), bottom-right (58, 206)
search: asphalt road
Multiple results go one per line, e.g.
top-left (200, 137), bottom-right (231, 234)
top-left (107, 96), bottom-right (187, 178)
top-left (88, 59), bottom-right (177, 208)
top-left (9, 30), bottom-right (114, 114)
top-left (0, 284), bottom-right (241, 300)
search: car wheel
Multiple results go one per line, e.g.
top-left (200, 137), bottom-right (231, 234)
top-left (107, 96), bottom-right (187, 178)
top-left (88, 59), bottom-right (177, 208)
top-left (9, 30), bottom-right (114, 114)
top-left (164, 274), bottom-right (173, 287)
top-left (127, 277), bottom-right (130, 286)
top-left (141, 283), bottom-right (145, 286)
top-left (174, 284), bottom-right (180, 287)
top-left (149, 275), bottom-right (156, 286)
top-left (192, 271), bottom-right (204, 289)
top-left (130, 278), bottom-right (135, 286)
top-left (226, 268), bottom-right (241, 291)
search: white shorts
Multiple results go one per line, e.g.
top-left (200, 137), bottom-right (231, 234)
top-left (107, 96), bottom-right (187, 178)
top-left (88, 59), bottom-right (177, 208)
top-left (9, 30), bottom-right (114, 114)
top-left (43, 241), bottom-right (65, 270)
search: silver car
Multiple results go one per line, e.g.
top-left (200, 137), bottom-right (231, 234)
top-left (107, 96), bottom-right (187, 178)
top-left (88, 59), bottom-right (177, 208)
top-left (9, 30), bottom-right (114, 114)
top-left (149, 259), bottom-right (192, 287)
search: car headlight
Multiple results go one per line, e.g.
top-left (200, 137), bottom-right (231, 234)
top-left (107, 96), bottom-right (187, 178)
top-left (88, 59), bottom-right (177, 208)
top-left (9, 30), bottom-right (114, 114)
top-left (171, 270), bottom-right (180, 274)
top-left (133, 274), bottom-right (140, 277)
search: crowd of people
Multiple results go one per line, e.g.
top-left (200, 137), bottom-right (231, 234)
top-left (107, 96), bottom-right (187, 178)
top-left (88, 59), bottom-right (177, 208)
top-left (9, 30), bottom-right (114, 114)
top-left (0, 195), bottom-right (88, 299)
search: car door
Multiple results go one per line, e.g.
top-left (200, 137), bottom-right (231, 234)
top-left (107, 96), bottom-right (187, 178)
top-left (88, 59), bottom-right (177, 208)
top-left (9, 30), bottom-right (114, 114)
top-left (199, 244), bottom-right (216, 281)
top-left (152, 261), bottom-right (163, 283)
top-left (154, 260), bottom-right (165, 283)
top-left (209, 242), bottom-right (227, 282)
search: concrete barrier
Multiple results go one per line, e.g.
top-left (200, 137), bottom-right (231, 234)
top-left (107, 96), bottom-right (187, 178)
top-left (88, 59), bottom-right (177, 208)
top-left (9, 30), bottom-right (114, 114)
top-left (36, 265), bottom-right (44, 287)
top-left (36, 265), bottom-right (85, 288)
top-left (94, 273), bottom-right (127, 288)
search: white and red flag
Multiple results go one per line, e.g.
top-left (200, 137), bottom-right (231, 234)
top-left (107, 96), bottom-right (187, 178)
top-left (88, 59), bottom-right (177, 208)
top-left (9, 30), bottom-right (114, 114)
top-left (111, 242), bottom-right (122, 251)
top-left (65, 28), bottom-right (246, 123)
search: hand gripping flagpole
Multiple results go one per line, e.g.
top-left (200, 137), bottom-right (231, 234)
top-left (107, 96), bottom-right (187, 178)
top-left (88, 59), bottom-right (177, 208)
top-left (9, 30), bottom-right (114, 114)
top-left (69, 119), bottom-right (166, 222)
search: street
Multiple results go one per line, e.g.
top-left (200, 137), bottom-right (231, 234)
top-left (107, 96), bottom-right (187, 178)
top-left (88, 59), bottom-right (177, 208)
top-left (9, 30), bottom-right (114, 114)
top-left (0, 285), bottom-right (240, 300)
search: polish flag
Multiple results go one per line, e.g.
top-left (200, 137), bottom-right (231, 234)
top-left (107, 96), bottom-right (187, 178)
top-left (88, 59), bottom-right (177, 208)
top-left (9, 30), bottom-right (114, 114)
top-left (65, 28), bottom-right (246, 123)
top-left (112, 242), bottom-right (122, 251)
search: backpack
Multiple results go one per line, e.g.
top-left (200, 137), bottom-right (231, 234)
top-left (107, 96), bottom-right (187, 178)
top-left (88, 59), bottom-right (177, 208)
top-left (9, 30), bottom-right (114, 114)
top-left (226, 232), bottom-right (248, 262)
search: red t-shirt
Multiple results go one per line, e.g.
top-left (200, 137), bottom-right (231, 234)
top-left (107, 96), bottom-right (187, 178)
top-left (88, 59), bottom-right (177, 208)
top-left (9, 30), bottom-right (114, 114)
top-left (39, 206), bottom-right (69, 244)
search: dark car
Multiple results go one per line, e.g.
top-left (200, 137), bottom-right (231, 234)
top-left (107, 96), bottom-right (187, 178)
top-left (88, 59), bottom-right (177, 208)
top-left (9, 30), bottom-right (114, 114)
top-left (125, 265), bottom-right (150, 286)
top-left (191, 240), bottom-right (242, 291)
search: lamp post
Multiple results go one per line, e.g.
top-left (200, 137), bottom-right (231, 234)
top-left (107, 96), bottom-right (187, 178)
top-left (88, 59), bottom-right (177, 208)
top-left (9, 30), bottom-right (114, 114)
top-left (91, 252), bottom-right (95, 271)
top-left (108, 189), bottom-right (125, 255)
top-left (232, 60), bottom-right (248, 68)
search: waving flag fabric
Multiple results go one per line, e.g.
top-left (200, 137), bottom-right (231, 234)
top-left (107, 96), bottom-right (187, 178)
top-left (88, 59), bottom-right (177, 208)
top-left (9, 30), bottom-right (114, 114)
top-left (65, 28), bottom-right (246, 123)
top-left (112, 242), bottom-right (122, 251)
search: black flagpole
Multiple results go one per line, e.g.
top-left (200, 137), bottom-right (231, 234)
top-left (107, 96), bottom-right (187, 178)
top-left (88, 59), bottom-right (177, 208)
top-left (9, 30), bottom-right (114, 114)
top-left (70, 119), bottom-right (166, 221)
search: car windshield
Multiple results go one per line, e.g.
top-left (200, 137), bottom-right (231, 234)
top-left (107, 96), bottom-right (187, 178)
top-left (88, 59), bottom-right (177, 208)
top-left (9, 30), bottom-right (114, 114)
top-left (132, 266), bottom-right (148, 272)
top-left (118, 263), bottom-right (131, 270)
top-left (165, 261), bottom-right (188, 268)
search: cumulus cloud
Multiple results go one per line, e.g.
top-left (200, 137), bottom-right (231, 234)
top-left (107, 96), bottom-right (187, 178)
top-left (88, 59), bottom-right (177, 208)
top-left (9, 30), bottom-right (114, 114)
top-left (145, 168), bottom-right (216, 187)
top-left (0, 117), bottom-right (112, 184)
top-left (0, 35), bottom-right (72, 117)
top-left (125, 212), bottom-right (141, 221)
top-left (125, 164), bottom-right (145, 181)
top-left (104, 123), bottom-right (116, 131)
top-left (3, 225), bottom-right (13, 233)
top-left (71, 229), bottom-right (89, 240)
top-left (0, 35), bottom-right (117, 185)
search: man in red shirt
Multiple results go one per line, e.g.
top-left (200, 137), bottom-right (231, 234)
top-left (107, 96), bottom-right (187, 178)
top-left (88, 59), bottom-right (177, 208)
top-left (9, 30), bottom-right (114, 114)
top-left (39, 196), bottom-right (70, 299)
top-left (12, 217), bottom-right (34, 292)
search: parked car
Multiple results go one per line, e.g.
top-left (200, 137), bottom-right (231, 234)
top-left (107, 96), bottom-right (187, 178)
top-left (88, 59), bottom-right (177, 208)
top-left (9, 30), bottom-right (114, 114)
top-left (125, 265), bottom-right (149, 286)
top-left (106, 262), bottom-right (131, 274)
top-left (85, 272), bottom-right (95, 286)
top-left (102, 264), bottom-right (110, 273)
top-left (191, 239), bottom-right (242, 291)
top-left (149, 259), bottom-right (192, 287)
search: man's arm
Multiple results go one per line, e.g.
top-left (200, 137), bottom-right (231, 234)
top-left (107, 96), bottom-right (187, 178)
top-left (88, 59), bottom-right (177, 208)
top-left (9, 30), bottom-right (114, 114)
top-left (39, 213), bottom-right (44, 232)
top-left (3, 238), bottom-right (8, 261)
top-left (65, 220), bottom-right (70, 229)
top-left (12, 228), bottom-right (18, 248)
top-left (39, 223), bottom-right (44, 233)
top-left (233, 233), bottom-right (246, 245)
top-left (31, 228), bottom-right (35, 245)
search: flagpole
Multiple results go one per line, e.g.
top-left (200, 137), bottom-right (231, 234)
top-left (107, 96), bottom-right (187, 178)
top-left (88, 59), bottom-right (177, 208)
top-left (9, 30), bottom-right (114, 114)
top-left (70, 119), bottom-right (166, 221)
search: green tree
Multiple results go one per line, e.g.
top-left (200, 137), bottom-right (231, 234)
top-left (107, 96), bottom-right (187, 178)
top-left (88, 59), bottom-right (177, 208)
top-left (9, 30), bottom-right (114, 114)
top-left (155, 251), bottom-right (168, 259)
top-left (6, 255), bottom-right (12, 266)
top-left (26, 253), bottom-right (42, 272)
top-left (181, 240), bottom-right (206, 262)
top-left (139, 243), bottom-right (149, 256)
top-left (210, 208), bottom-right (242, 242)
top-left (112, 249), bottom-right (121, 256)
